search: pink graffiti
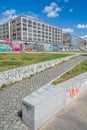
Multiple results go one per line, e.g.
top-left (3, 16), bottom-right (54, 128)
top-left (68, 84), bottom-right (81, 98)
top-left (12, 44), bottom-right (25, 51)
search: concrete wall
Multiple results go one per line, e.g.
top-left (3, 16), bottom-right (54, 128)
top-left (22, 72), bottom-right (87, 130)
top-left (0, 55), bottom-right (75, 87)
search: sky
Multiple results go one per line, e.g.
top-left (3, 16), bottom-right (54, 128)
top-left (0, 0), bottom-right (87, 40)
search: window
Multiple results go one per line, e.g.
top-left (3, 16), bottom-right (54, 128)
top-left (28, 33), bottom-right (32, 36)
top-left (16, 23), bottom-right (21, 26)
top-left (38, 31), bottom-right (40, 33)
top-left (28, 38), bottom-right (32, 41)
top-left (23, 32), bottom-right (27, 35)
top-left (7, 35), bottom-right (9, 38)
top-left (38, 38), bottom-right (41, 41)
top-left (13, 33), bottom-right (16, 37)
top-left (17, 28), bottom-right (21, 31)
top-left (23, 27), bottom-right (27, 31)
top-left (23, 18), bottom-right (27, 23)
top-left (28, 20), bottom-right (32, 24)
top-left (23, 37), bottom-right (27, 40)
top-left (28, 28), bottom-right (32, 32)
top-left (42, 24), bottom-right (44, 27)
top-left (42, 35), bottom-right (44, 38)
top-left (34, 34), bottom-right (36, 37)
top-left (23, 23), bottom-right (27, 26)
top-left (37, 23), bottom-right (41, 29)
top-left (38, 34), bottom-right (40, 37)
top-left (38, 23), bottom-right (40, 26)
top-left (17, 37), bottom-right (21, 39)
top-left (28, 24), bottom-right (32, 27)
top-left (34, 38), bottom-right (37, 41)
top-left (17, 32), bottom-right (21, 36)
top-left (33, 22), bottom-right (36, 25)
top-left (12, 20), bottom-right (15, 23)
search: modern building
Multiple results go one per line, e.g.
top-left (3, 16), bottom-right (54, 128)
top-left (0, 22), bottom-right (10, 39)
top-left (63, 33), bottom-right (79, 50)
top-left (79, 38), bottom-right (87, 47)
top-left (0, 15), bottom-right (63, 45)
top-left (79, 38), bottom-right (87, 51)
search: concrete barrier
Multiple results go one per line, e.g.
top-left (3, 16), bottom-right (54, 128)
top-left (22, 72), bottom-right (87, 130)
top-left (0, 55), bottom-right (75, 87)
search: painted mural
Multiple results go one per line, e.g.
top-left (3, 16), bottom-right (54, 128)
top-left (0, 39), bottom-right (60, 52)
top-left (63, 35), bottom-right (71, 45)
top-left (0, 39), bottom-right (25, 52)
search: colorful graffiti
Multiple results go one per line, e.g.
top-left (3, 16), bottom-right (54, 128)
top-left (0, 39), bottom-right (25, 52)
top-left (12, 44), bottom-right (25, 51)
top-left (63, 35), bottom-right (71, 45)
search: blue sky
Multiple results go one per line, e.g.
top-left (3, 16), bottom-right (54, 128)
top-left (0, 0), bottom-right (87, 40)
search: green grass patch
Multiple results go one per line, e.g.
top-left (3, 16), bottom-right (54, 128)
top-left (0, 53), bottom-right (72, 72)
top-left (10, 58), bottom-right (16, 60)
top-left (52, 59), bottom-right (87, 85)
top-left (0, 57), bottom-right (3, 60)
top-left (0, 61), bottom-right (23, 66)
top-left (21, 56), bottom-right (33, 61)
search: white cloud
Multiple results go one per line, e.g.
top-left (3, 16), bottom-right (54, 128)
top-left (76, 24), bottom-right (87, 29)
top-left (69, 8), bottom-right (73, 12)
top-left (81, 35), bottom-right (87, 41)
top-left (43, 2), bottom-right (61, 18)
top-left (62, 28), bottom-right (74, 33)
top-left (64, 0), bottom-right (69, 2)
top-left (3, 9), bottom-right (16, 16)
top-left (0, 9), bottom-right (17, 24)
top-left (0, 15), bottom-right (17, 24)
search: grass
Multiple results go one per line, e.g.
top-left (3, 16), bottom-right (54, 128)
top-left (52, 58), bottom-right (87, 85)
top-left (0, 53), bottom-right (71, 72)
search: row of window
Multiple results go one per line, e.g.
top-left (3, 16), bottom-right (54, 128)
top-left (22, 27), bottom-right (61, 34)
top-left (22, 18), bottom-right (60, 29)
top-left (22, 25), bottom-right (61, 31)
top-left (22, 37), bottom-right (61, 42)
top-left (11, 18), bottom-right (61, 32)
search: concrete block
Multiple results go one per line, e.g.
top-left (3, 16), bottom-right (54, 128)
top-left (22, 85), bottom-right (66, 130)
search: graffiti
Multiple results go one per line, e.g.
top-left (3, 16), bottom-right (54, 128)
top-left (68, 84), bottom-right (81, 98)
top-left (0, 39), bottom-right (25, 52)
top-left (12, 44), bottom-right (25, 51)
top-left (63, 35), bottom-right (70, 44)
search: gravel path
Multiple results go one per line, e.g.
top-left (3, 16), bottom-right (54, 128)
top-left (0, 55), bottom-right (87, 130)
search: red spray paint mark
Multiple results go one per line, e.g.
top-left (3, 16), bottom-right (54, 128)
top-left (68, 84), bottom-right (81, 98)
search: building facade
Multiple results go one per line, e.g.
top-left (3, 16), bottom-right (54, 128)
top-left (63, 33), bottom-right (79, 50)
top-left (0, 15), bottom-right (62, 45)
top-left (63, 33), bottom-right (79, 45)
top-left (79, 38), bottom-right (87, 47)
top-left (0, 22), bottom-right (10, 39)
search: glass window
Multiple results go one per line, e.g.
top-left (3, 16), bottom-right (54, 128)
top-left (23, 27), bottom-right (27, 31)
top-left (28, 20), bottom-right (32, 24)
top-left (23, 18), bottom-right (27, 23)
top-left (23, 23), bottom-right (27, 26)
top-left (28, 24), bottom-right (32, 27)
top-left (33, 22), bottom-right (36, 25)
